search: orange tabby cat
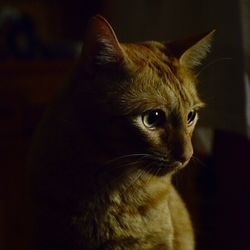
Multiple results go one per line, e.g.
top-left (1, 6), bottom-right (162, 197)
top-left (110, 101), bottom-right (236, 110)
top-left (29, 15), bottom-right (214, 250)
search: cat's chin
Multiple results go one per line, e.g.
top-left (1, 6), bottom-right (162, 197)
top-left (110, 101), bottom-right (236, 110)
top-left (159, 162), bottom-right (184, 176)
top-left (141, 159), bottom-right (187, 176)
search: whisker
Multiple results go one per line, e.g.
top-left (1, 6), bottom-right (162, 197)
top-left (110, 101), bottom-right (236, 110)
top-left (196, 57), bottom-right (232, 77)
top-left (191, 155), bottom-right (206, 167)
top-left (95, 155), bottom-right (152, 188)
top-left (107, 160), bottom-right (141, 170)
top-left (144, 166), bottom-right (156, 185)
top-left (104, 160), bottom-right (145, 174)
top-left (141, 162), bottom-right (160, 186)
top-left (155, 167), bottom-right (161, 177)
top-left (118, 170), bottom-right (144, 196)
top-left (104, 153), bottom-right (152, 165)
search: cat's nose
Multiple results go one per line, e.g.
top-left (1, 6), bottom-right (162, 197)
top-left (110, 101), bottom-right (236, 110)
top-left (176, 149), bottom-right (193, 165)
top-left (172, 134), bottom-right (193, 165)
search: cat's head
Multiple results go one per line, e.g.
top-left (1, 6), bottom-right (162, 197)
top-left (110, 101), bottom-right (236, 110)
top-left (77, 15), bottom-right (214, 176)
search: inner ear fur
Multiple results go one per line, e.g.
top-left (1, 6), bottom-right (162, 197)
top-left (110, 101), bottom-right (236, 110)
top-left (166, 30), bottom-right (215, 68)
top-left (81, 15), bottom-right (125, 69)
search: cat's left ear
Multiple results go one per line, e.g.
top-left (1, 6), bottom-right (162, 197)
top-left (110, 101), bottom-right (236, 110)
top-left (166, 30), bottom-right (215, 68)
top-left (81, 15), bottom-right (125, 71)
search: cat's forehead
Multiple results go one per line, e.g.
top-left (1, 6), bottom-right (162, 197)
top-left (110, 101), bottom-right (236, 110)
top-left (122, 41), bottom-right (188, 85)
top-left (119, 42), bottom-right (201, 114)
top-left (122, 41), bottom-right (174, 68)
top-left (122, 76), bottom-right (199, 113)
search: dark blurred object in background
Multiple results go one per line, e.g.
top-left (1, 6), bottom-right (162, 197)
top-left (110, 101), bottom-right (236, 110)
top-left (0, 7), bottom-right (43, 59)
top-left (0, 7), bottom-right (81, 60)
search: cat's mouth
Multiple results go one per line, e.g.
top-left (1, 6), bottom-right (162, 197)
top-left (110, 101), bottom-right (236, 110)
top-left (104, 153), bottom-right (188, 176)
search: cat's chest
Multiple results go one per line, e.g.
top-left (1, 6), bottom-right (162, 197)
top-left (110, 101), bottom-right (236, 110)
top-left (102, 181), bottom-right (174, 244)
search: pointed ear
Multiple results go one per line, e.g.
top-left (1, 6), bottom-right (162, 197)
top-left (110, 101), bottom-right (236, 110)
top-left (81, 15), bottom-right (125, 69)
top-left (166, 30), bottom-right (215, 68)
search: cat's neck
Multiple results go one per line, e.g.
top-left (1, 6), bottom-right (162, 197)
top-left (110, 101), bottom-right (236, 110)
top-left (102, 170), bottom-right (173, 210)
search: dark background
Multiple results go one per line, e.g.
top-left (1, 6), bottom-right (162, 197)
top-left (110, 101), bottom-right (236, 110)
top-left (0, 0), bottom-right (249, 250)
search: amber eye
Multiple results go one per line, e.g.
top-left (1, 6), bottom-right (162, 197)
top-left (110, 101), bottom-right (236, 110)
top-left (187, 110), bottom-right (197, 125)
top-left (142, 109), bottom-right (166, 129)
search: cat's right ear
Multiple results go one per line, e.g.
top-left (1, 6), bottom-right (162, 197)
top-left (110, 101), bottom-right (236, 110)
top-left (81, 15), bottom-right (125, 71)
top-left (166, 30), bottom-right (215, 69)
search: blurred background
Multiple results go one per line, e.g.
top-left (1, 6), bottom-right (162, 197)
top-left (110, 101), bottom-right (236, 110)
top-left (0, 0), bottom-right (249, 250)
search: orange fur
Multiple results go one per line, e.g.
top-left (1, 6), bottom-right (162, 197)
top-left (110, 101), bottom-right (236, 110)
top-left (29, 15), bottom-right (213, 250)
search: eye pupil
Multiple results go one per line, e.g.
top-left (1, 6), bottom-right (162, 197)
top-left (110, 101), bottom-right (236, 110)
top-left (142, 109), bottom-right (165, 129)
top-left (148, 111), bottom-right (159, 124)
top-left (187, 110), bottom-right (197, 125)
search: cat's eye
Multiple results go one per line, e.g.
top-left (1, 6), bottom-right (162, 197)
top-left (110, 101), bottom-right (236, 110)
top-left (142, 109), bottom-right (166, 129)
top-left (187, 110), bottom-right (197, 125)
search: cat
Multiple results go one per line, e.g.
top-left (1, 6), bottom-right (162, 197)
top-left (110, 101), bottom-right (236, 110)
top-left (29, 15), bottom-right (214, 250)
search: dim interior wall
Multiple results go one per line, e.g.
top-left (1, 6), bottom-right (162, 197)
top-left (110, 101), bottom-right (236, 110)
top-left (240, 0), bottom-right (250, 138)
top-left (104, 0), bottom-right (247, 136)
